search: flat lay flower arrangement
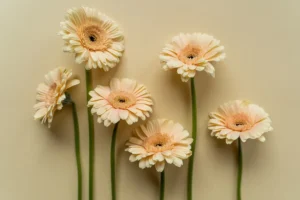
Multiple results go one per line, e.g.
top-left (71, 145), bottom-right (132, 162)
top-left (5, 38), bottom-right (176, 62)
top-left (33, 6), bottom-right (273, 200)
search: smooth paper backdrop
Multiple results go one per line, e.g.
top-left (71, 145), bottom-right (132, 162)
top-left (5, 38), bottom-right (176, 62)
top-left (0, 0), bottom-right (298, 199)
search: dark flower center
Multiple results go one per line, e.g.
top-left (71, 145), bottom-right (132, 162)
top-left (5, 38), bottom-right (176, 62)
top-left (89, 35), bottom-right (97, 42)
top-left (108, 91), bottom-right (137, 109)
top-left (118, 98), bottom-right (126, 103)
top-left (155, 143), bottom-right (163, 147)
top-left (187, 54), bottom-right (195, 59)
top-left (235, 122), bottom-right (245, 127)
top-left (79, 24), bottom-right (112, 51)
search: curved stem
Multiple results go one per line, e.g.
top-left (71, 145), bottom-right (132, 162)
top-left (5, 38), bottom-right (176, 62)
top-left (71, 101), bottom-right (82, 200)
top-left (187, 78), bottom-right (197, 200)
top-left (160, 171), bottom-right (165, 200)
top-left (111, 122), bottom-right (119, 200)
top-left (237, 138), bottom-right (243, 200)
top-left (85, 70), bottom-right (95, 200)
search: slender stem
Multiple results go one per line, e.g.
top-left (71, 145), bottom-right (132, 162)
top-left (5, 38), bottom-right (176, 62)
top-left (71, 101), bottom-right (82, 200)
top-left (111, 122), bottom-right (119, 200)
top-left (237, 138), bottom-right (243, 200)
top-left (187, 78), bottom-right (197, 200)
top-left (85, 70), bottom-right (95, 200)
top-left (160, 171), bottom-right (165, 200)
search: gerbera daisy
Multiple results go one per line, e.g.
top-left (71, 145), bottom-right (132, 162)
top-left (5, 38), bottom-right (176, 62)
top-left (88, 78), bottom-right (153, 126)
top-left (59, 7), bottom-right (124, 71)
top-left (160, 33), bottom-right (225, 82)
top-left (125, 119), bottom-right (193, 172)
top-left (33, 67), bottom-right (80, 127)
top-left (208, 100), bottom-right (273, 144)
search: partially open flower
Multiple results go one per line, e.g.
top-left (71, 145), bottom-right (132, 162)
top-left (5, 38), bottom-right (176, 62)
top-left (208, 100), bottom-right (273, 144)
top-left (126, 119), bottom-right (193, 172)
top-left (160, 33), bottom-right (225, 82)
top-left (34, 68), bottom-right (80, 127)
top-left (59, 7), bottom-right (124, 71)
top-left (88, 78), bottom-right (153, 127)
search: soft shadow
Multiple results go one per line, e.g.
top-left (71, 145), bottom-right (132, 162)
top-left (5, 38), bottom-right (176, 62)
top-left (49, 106), bottom-right (73, 143)
top-left (116, 121), bottom-right (159, 186)
top-left (143, 166), bottom-right (160, 185)
top-left (92, 56), bottom-right (127, 86)
top-left (169, 70), bottom-right (190, 104)
top-left (194, 68), bottom-right (217, 109)
top-left (205, 127), bottom-right (235, 162)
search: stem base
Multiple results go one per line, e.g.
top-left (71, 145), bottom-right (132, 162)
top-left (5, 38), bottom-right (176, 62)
top-left (85, 70), bottom-right (95, 200)
top-left (160, 171), bottom-right (165, 200)
top-left (187, 78), bottom-right (197, 200)
top-left (111, 123), bottom-right (119, 200)
top-left (237, 138), bottom-right (243, 200)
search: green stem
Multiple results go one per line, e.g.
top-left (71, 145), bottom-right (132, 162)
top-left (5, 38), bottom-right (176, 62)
top-left (71, 101), bottom-right (82, 200)
top-left (237, 138), bottom-right (243, 200)
top-left (111, 122), bottom-right (119, 200)
top-left (160, 171), bottom-right (165, 200)
top-left (187, 78), bottom-right (197, 200)
top-left (86, 70), bottom-right (95, 200)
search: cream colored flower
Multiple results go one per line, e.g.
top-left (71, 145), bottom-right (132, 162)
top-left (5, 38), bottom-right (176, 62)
top-left (88, 78), bottom-right (153, 127)
top-left (34, 68), bottom-right (80, 127)
top-left (59, 7), bottom-right (124, 71)
top-left (160, 33), bottom-right (225, 82)
top-left (125, 119), bottom-right (193, 172)
top-left (208, 100), bottom-right (273, 144)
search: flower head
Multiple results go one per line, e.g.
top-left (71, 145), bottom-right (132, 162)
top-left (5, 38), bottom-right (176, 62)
top-left (126, 119), bottom-right (193, 172)
top-left (59, 7), bottom-right (124, 71)
top-left (160, 33), bottom-right (225, 82)
top-left (34, 68), bottom-right (80, 127)
top-left (208, 100), bottom-right (273, 144)
top-left (88, 78), bottom-right (153, 126)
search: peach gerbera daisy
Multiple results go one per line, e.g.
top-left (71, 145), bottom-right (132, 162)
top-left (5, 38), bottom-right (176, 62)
top-left (160, 33), bottom-right (225, 82)
top-left (208, 100), bottom-right (273, 144)
top-left (34, 68), bottom-right (80, 127)
top-left (88, 78), bottom-right (153, 127)
top-left (59, 7), bottom-right (124, 71)
top-left (125, 119), bottom-right (193, 172)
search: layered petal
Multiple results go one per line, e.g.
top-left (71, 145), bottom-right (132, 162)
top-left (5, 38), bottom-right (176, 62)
top-left (33, 68), bottom-right (80, 127)
top-left (208, 100), bottom-right (273, 144)
top-left (126, 119), bottom-right (193, 172)
top-left (88, 78), bottom-right (153, 126)
top-left (160, 33), bottom-right (225, 82)
top-left (59, 7), bottom-right (124, 70)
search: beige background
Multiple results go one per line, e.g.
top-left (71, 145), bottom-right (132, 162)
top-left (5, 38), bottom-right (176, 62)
top-left (0, 0), bottom-right (298, 199)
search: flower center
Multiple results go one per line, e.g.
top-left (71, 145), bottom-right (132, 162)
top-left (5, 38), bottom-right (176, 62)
top-left (44, 84), bottom-right (57, 106)
top-left (187, 54), bottom-right (196, 59)
top-left (235, 122), bottom-right (245, 126)
top-left (108, 91), bottom-right (137, 109)
top-left (78, 23), bottom-right (112, 52)
top-left (155, 143), bottom-right (163, 147)
top-left (178, 45), bottom-right (202, 64)
top-left (143, 133), bottom-right (174, 153)
top-left (89, 35), bottom-right (97, 42)
top-left (227, 113), bottom-right (253, 132)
